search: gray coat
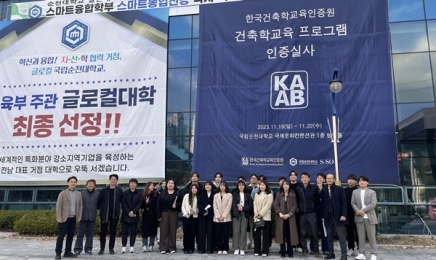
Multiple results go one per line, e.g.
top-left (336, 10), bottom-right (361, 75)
top-left (80, 189), bottom-right (99, 222)
top-left (351, 188), bottom-right (378, 225)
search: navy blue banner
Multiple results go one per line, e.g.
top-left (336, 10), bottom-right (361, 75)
top-left (194, 0), bottom-right (399, 184)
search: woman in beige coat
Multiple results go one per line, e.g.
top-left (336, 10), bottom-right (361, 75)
top-left (253, 180), bottom-right (273, 256)
top-left (274, 180), bottom-right (299, 258)
top-left (213, 181), bottom-right (232, 255)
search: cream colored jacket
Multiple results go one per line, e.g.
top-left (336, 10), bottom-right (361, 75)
top-left (254, 192), bottom-right (273, 221)
top-left (213, 192), bottom-right (233, 222)
top-left (182, 194), bottom-right (199, 218)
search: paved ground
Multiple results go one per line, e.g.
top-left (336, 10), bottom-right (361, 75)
top-left (0, 232), bottom-right (435, 260)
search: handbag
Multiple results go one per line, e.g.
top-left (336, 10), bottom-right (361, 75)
top-left (253, 217), bottom-right (265, 231)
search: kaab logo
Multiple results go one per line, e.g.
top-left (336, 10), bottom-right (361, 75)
top-left (28, 5), bottom-right (42, 19)
top-left (270, 71), bottom-right (308, 110)
top-left (61, 20), bottom-right (89, 50)
top-left (289, 158), bottom-right (298, 166)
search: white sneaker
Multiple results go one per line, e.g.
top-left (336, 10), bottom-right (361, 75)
top-left (160, 251), bottom-right (166, 254)
top-left (240, 250), bottom-right (245, 256)
top-left (223, 251), bottom-right (228, 255)
top-left (254, 253), bottom-right (259, 256)
top-left (356, 253), bottom-right (367, 260)
top-left (347, 249), bottom-right (355, 256)
top-left (262, 253), bottom-right (267, 257)
top-left (370, 255), bottom-right (377, 260)
top-left (148, 246), bottom-right (153, 252)
top-left (218, 251), bottom-right (223, 255)
top-left (170, 250), bottom-right (175, 254)
top-left (121, 247), bottom-right (126, 254)
top-left (130, 247), bottom-right (134, 253)
top-left (234, 250), bottom-right (240, 255)
top-left (143, 246), bottom-right (147, 252)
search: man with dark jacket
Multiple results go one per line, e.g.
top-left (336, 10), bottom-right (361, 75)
top-left (121, 178), bottom-right (142, 253)
top-left (321, 173), bottom-right (348, 260)
top-left (98, 174), bottom-right (123, 255)
top-left (294, 172), bottom-right (321, 258)
top-left (344, 174), bottom-right (359, 256)
top-left (74, 179), bottom-right (99, 255)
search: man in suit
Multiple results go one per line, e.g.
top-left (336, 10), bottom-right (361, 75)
top-left (321, 173), bottom-right (348, 260)
top-left (351, 175), bottom-right (378, 260)
top-left (55, 176), bottom-right (83, 259)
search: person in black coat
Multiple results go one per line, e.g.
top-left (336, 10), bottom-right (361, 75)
top-left (321, 174), bottom-right (348, 260)
top-left (197, 181), bottom-right (215, 254)
top-left (98, 174), bottom-right (123, 255)
top-left (120, 178), bottom-right (142, 253)
top-left (231, 180), bottom-right (253, 255)
top-left (141, 182), bottom-right (158, 252)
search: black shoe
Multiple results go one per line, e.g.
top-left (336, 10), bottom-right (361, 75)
top-left (207, 251), bottom-right (213, 254)
top-left (324, 251), bottom-right (330, 255)
top-left (55, 254), bottom-right (61, 259)
top-left (63, 252), bottom-right (77, 258)
top-left (281, 254), bottom-right (285, 258)
top-left (98, 250), bottom-right (104, 255)
top-left (325, 254), bottom-right (336, 259)
top-left (85, 251), bottom-right (92, 255)
top-left (340, 256), bottom-right (347, 260)
top-left (188, 250), bottom-right (193, 254)
top-left (198, 251), bottom-right (205, 254)
top-left (184, 251), bottom-right (188, 254)
top-left (109, 249), bottom-right (115, 255)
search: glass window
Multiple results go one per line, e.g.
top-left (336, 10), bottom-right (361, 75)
top-left (7, 204), bottom-right (33, 210)
top-left (432, 52), bottom-right (436, 90)
top-left (191, 68), bottom-right (198, 111)
top-left (377, 205), bottom-right (410, 234)
top-left (165, 160), bottom-right (191, 185)
top-left (169, 16), bottom-right (192, 40)
top-left (388, 0), bottom-right (425, 22)
top-left (7, 190), bottom-right (33, 202)
top-left (0, 190), bottom-right (4, 202)
top-left (390, 21), bottom-right (428, 53)
top-left (393, 53), bottom-right (434, 103)
top-left (372, 186), bottom-right (404, 203)
top-left (428, 21), bottom-right (436, 51)
top-left (36, 189), bottom-right (62, 202)
top-left (168, 39), bottom-right (192, 68)
top-left (35, 204), bottom-right (56, 210)
top-left (425, 0), bottom-right (436, 19)
top-left (397, 102), bottom-right (435, 122)
top-left (167, 68), bottom-right (191, 112)
top-left (193, 15), bottom-right (199, 38)
top-left (166, 137), bottom-right (190, 160)
top-left (166, 112), bottom-right (190, 137)
top-left (406, 187), bottom-right (436, 204)
top-left (192, 39), bottom-right (199, 67)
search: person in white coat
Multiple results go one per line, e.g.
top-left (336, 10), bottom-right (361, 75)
top-left (182, 184), bottom-right (199, 254)
top-left (351, 175), bottom-right (378, 260)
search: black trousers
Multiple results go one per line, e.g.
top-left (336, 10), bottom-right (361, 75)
top-left (74, 220), bottom-right (96, 253)
top-left (121, 222), bottom-right (137, 247)
top-left (299, 212), bottom-right (319, 253)
top-left (345, 221), bottom-right (359, 250)
top-left (254, 220), bottom-right (271, 255)
top-left (326, 215), bottom-right (347, 256)
top-left (215, 222), bottom-right (231, 251)
top-left (280, 219), bottom-right (293, 256)
top-left (183, 217), bottom-right (198, 252)
top-left (55, 217), bottom-right (76, 254)
top-left (198, 217), bottom-right (214, 252)
top-left (100, 217), bottom-right (118, 250)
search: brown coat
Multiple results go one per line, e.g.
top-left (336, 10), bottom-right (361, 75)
top-left (56, 189), bottom-right (83, 223)
top-left (273, 191), bottom-right (299, 245)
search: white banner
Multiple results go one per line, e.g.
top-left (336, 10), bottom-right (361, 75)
top-left (10, 0), bottom-right (240, 20)
top-left (0, 11), bottom-right (167, 182)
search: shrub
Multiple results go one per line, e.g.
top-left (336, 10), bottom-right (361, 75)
top-left (14, 210), bottom-right (58, 236)
top-left (0, 210), bottom-right (26, 230)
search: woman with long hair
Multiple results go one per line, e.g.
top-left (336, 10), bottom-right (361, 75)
top-left (213, 181), bottom-right (232, 255)
top-left (156, 179), bottom-right (180, 254)
top-left (253, 180), bottom-right (273, 256)
top-left (182, 184), bottom-right (199, 254)
top-left (232, 180), bottom-right (253, 256)
top-left (198, 181), bottom-right (215, 254)
top-left (141, 182), bottom-right (158, 252)
top-left (274, 180), bottom-right (299, 258)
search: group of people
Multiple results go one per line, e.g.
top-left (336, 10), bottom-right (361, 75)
top-left (55, 171), bottom-right (379, 260)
